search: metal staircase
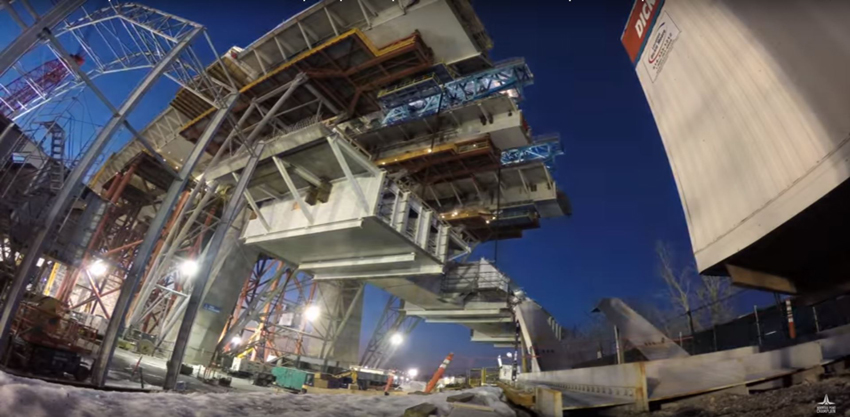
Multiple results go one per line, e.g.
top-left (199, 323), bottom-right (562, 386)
top-left (45, 122), bottom-right (66, 192)
top-left (23, 122), bottom-right (66, 195)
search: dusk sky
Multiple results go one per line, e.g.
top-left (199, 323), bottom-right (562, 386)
top-left (1, 0), bottom-right (719, 374)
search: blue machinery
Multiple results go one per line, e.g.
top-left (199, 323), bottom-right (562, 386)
top-left (500, 136), bottom-right (564, 169)
top-left (379, 58), bottom-right (534, 126)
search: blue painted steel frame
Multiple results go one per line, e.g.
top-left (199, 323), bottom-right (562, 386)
top-left (380, 58), bottom-right (533, 126)
top-left (501, 138), bottom-right (564, 168)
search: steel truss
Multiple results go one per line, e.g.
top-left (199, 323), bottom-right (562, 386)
top-left (217, 261), bottom-right (315, 363)
top-left (212, 269), bottom-right (366, 373)
top-left (359, 295), bottom-right (421, 369)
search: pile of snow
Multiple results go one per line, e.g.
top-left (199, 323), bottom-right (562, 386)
top-left (399, 379), bottom-right (427, 392)
top-left (0, 371), bottom-right (515, 416)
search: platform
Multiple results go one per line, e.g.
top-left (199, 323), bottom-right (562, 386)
top-left (240, 132), bottom-right (471, 279)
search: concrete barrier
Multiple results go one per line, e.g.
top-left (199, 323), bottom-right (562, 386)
top-left (818, 331), bottom-right (850, 360)
top-left (645, 354), bottom-right (746, 400)
top-left (743, 341), bottom-right (823, 380)
top-left (518, 331), bottom-right (850, 413)
top-left (517, 362), bottom-right (648, 410)
top-left (518, 362), bottom-right (645, 399)
top-left (534, 387), bottom-right (563, 417)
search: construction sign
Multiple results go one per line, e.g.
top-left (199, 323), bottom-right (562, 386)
top-left (621, 0), bottom-right (666, 64)
top-left (642, 11), bottom-right (680, 82)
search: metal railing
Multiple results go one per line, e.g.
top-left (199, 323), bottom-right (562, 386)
top-left (374, 178), bottom-right (471, 260)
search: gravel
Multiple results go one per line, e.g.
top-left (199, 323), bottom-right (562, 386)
top-left (625, 371), bottom-right (850, 417)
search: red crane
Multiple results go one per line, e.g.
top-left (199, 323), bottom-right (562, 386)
top-left (0, 54), bottom-right (84, 118)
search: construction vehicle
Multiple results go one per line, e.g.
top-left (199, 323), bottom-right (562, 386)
top-left (6, 295), bottom-right (99, 381)
top-left (319, 369), bottom-right (360, 389)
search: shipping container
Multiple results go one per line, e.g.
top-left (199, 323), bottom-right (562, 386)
top-left (623, 0), bottom-right (850, 294)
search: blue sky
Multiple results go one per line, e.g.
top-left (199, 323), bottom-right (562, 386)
top-left (2, 0), bottom-right (730, 374)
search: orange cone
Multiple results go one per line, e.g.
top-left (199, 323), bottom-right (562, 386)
top-left (383, 373), bottom-right (395, 395)
top-left (425, 353), bottom-right (454, 393)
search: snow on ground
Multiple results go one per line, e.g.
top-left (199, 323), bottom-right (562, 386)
top-left (0, 370), bottom-right (516, 417)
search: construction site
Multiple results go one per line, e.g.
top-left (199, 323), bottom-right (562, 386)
top-left (1, 0), bottom-right (849, 416)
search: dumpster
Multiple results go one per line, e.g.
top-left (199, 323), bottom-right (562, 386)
top-left (271, 366), bottom-right (313, 392)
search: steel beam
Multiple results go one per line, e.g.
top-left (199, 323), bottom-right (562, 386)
top-left (406, 309), bottom-right (505, 317)
top-left (90, 93), bottom-right (239, 386)
top-left (0, 0), bottom-right (85, 77)
top-left (425, 317), bottom-right (514, 324)
top-left (232, 172), bottom-right (270, 231)
top-left (246, 73), bottom-right (307, 143)
top-left (163, 142), bottom-right (266, 390)
top-left (272, 156), bottom-right (314, 225)
top-left (328, 137), bottom-right (371, 214)
top-left (331, 133), bottom-right (381, 176)
top-left (356, 0), bottom-right (371, 28)
top-left (0, 25), bottom-right (203, 360)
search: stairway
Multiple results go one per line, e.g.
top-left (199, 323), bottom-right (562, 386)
top-left (46, 122), bottom-right (66, 192)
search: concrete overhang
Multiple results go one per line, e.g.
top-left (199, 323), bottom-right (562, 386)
top-left (471, 331), bottom-right (514, 343)
top-left (236, 0), bottom-right (490, 81)
top-left (404, 308), bottom-right (506, 317)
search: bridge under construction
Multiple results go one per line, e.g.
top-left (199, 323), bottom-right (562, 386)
top-left (0, 0), bottom-right (571, 391)
top-left (4, 2), bottom-right (850, 417)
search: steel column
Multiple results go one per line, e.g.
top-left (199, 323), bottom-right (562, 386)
top-left (90, 92), bottom-right (238, 386)
top-left (163, 142), bottom-right (266, 390)
top-left (0, 26), bottom-right (203, 359)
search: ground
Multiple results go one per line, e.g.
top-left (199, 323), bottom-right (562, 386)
top-left (0, 351), bottom-right (518, 417)
top-left (106, 348), bottom-right (266, 393)
top-left (626, 371), bottom-right (850, 417)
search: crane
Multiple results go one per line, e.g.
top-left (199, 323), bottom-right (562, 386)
top-left (0, 55), bottom-right (84, 118)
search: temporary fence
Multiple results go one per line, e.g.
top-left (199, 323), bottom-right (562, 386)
top-left (569, 290), bottom-right (850, 368)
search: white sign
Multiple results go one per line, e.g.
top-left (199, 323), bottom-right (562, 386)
top-left (278, 312), bottom-right (295, 327)
top-left (643, 11), bottom-right (680, 82)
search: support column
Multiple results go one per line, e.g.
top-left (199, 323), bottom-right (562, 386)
top-left (163, 142), bottom-right (265, 390)
top-left (320, 282), bottom-right (365, 371)
top-left (416, 209), bottom-right (433, 249)
top-left (0, 26), bottom-right (203, 359)
top-left (90, 93), bottom-right (238, 386)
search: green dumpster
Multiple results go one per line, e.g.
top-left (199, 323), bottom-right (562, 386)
top-left (271, 366), bottom-right (313, 392)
